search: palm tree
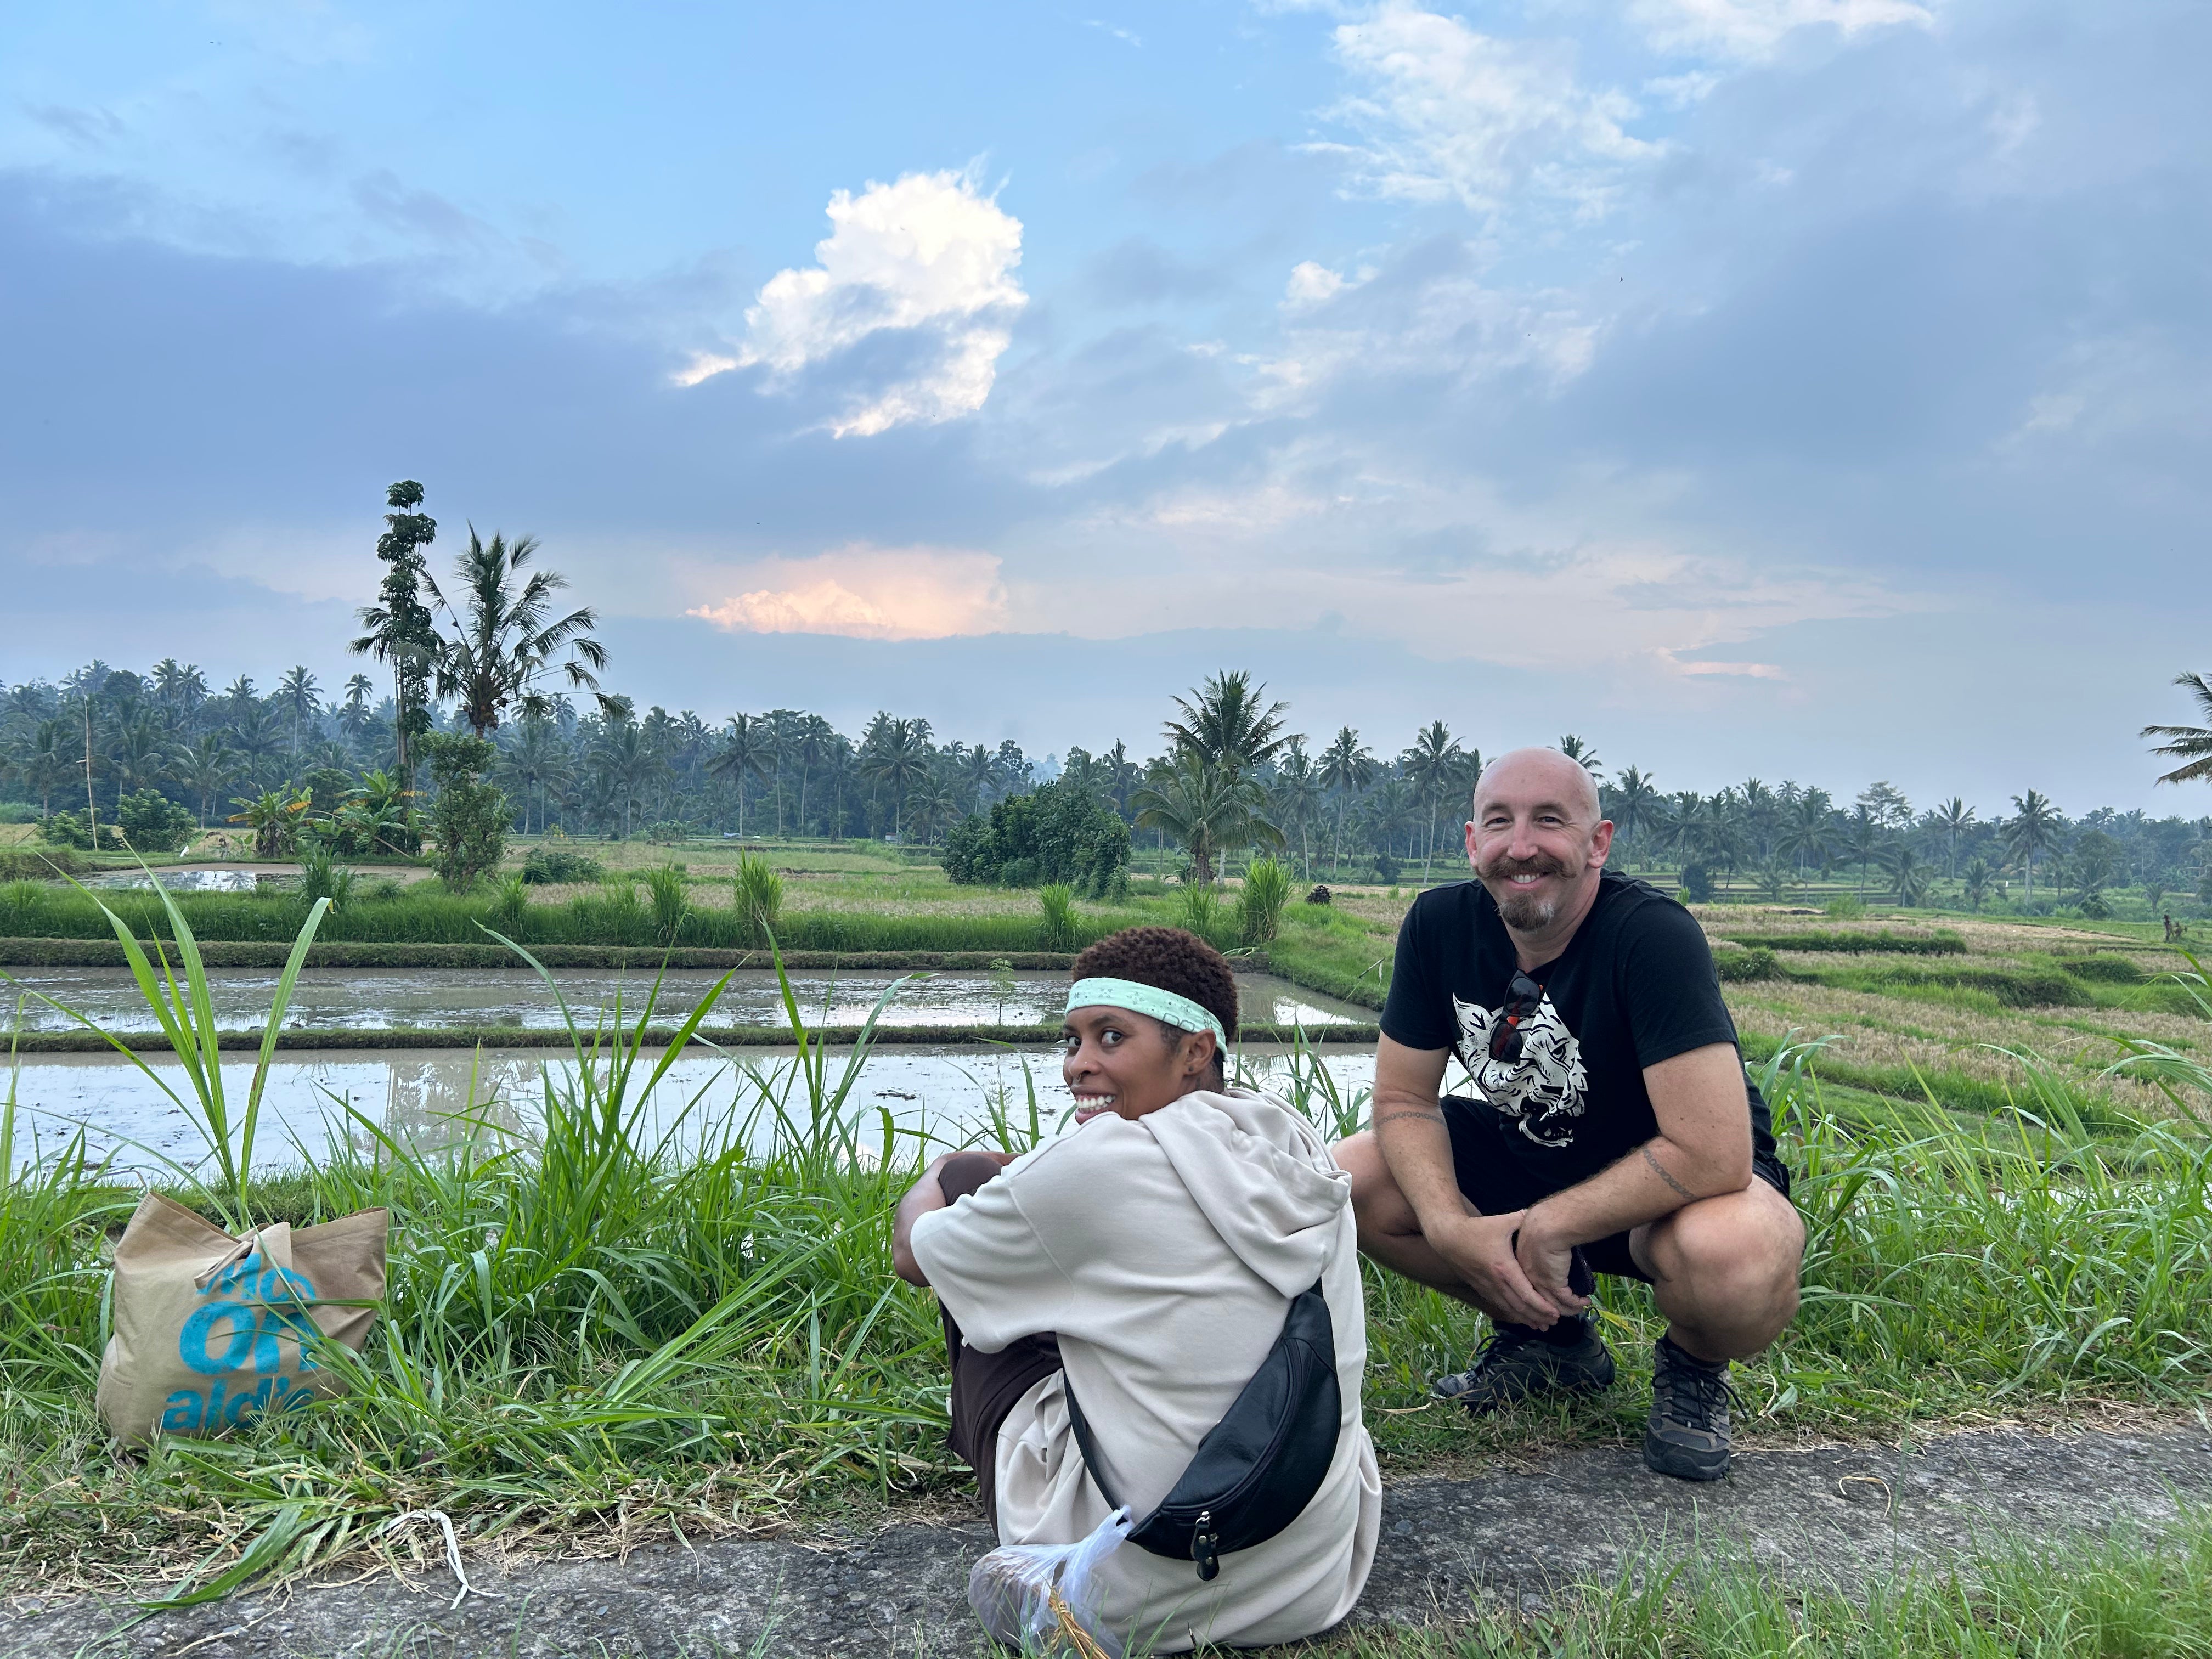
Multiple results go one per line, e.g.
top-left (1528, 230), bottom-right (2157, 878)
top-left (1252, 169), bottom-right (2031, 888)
top-left (226, 701), bottom-right (285, 789)
top-left (1401, 720), bottom-right (1465, 884)
top-left (1557, 734), bottom-right (1604, 778)
top-left (706, 713), bottom-right (775, 835)
top-left (1604, 765), bottom-right (1661, 869)
top-left (1318, 726), bottom-right (1377, 879)
top-left (1961, 856), bottom-right (1994, 911)
top-left (501, 716), bottom-right (572, 834)
top-left (105, 712), bottom-right (176, 797)
top-left (1776, 793), bottom-right (1833, 881)
top-left (276, 666), bottom-right (320, 758)
top-left (13, 719), bottom-right (73, 815)
top-left (1164, 670), bottom-right (1295, 778)
top-left (1271, 743), bottom-right (1328, 879)
top-left (857, 715), bottom-right (932, 838)
top-left (791, 714), bottom-right (833, 835)
top-left (592, 716), bottom-right (665, 838)
top-left (1844, 805), bottom-right (1882, 899)
top-left (1131, 753), bottom-right (1281, 884)
top-left (2143, 672), bottom-right (2212, 787)
top-left (171, 735), bottom-right (235, 828)
top-left (2005, 789), bottom-right (2062, 903)
top-left (1931, 797), bottom-right (1978, 877)
top-left (425, 528), bottom-right (610, 738)
top-left (1884, 845), bottom-right (1933, 909)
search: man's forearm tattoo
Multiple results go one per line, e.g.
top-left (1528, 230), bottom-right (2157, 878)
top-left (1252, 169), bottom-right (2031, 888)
top-left (1641, 1143), bottom-right (1696, 1203)
top-left (1372, 1109), bottom-right (1447, 1130)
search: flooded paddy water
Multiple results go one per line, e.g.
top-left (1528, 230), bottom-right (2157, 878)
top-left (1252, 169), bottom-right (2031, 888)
top-left (7, 1043), bottom-right (1380, 1178)
top-left (0, 966), bottom-right (1368, 1034)
top-left (2, 967), bottom-right (1379, 1176)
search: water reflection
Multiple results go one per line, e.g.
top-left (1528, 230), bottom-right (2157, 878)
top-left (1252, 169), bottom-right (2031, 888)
top-left (78, 870), bottom-right (263, 893)
top-left (2, 967), bottom-right (1369, 1035)
top-left (5, 1043), bottom-right (1380, 1178)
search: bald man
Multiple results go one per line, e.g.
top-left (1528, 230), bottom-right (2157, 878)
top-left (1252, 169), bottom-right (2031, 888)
top-left (1333, 748), bottom-right (1802, 1481)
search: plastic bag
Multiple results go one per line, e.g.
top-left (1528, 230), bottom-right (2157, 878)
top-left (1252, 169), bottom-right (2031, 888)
top-left (967, 1506), bottom-right (1133, 1656)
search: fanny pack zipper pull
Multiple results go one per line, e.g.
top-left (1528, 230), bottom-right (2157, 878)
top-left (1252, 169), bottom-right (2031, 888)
top-left (1192, 1509), bottom-right (1220, 1581)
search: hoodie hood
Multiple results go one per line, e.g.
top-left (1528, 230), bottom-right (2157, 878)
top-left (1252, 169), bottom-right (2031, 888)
top-left (1139, 1087), bottom-right (1350, 1299)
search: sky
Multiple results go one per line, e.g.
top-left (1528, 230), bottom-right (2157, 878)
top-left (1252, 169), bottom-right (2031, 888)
top-left (3, 0), bottom-right (2207, 816)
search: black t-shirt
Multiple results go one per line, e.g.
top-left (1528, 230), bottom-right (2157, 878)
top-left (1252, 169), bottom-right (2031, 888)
top-left (1380, 871), bottom-right (1777, 1189)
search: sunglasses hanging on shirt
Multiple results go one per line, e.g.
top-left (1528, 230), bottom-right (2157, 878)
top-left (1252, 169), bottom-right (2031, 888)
top-left (1488, 970), bottom-right (1545, 1064)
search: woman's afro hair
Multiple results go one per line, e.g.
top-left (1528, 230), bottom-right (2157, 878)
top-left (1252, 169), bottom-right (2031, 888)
top-left (1070, 926), bottom-right (1238, 1037)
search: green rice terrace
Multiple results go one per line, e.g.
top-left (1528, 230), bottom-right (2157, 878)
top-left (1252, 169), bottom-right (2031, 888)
top-left (2, 823), bottom-right (2209, 1622)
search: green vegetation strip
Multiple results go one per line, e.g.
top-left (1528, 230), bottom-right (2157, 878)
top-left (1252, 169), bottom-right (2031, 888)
top-left (5, 1021), bottom-right (1381, 1052)
top-left (0, 938), bottom-right (1085, 970)
top-left (1722, 928), bottom-right (1967, 954)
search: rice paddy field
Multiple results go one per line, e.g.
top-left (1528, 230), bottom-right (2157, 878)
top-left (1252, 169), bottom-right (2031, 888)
top-left (0, 845), bottom-right (2208, 1612)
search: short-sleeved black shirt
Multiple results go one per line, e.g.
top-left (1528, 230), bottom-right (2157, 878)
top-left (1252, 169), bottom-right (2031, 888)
top-left (1380, 871), bottom-right (1779, 1192)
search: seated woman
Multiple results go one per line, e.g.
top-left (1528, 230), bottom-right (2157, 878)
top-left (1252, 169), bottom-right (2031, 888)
top-left (892, 926), bottom-right (1379, 1651)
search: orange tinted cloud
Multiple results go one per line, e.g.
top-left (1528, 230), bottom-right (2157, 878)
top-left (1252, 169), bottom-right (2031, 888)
top-left (687, 546), bottom-right (1008, 641)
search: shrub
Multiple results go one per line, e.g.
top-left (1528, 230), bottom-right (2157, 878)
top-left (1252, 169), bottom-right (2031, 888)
top-left (1678, 861), bottom-right (1715, 903)
top-left (1720, 929), bottom-right (1965, 956)
top-left (735, 853), bottom-right (782, 948)
top-left (522, 848), bottom-right (606, 884)
top-left (1178, 882), bottom-right (1222, 943)
top-left (36, 811), bottom-right (116, 851)
top-left (2055, 953), bottom-right (2143, 985)
top-left (1037, 883), bottom-right (1077, 950)
top-left (943, 779), bottom-right (1131, 896)
top-left (115, 789), bottom-right (196, 853)
top-left (490, 872), bottom-right (530, 935)
top-left (644, 862), bottom-right (690, 946)
top-left (643, 820), bottom-right (692, 845)
top-left (0, 847), bottom-right (77, 880)
top-left (419, 733), bottom-right (507, 891)
top-left (1235, 857), bottom-right (1291, 945)
top-left (1714, 945), bottom-right (1778, 982)
top-left (295, 842), bottom-right (358, 911)
top-left (1825, 893), bottom-right (1866, 919)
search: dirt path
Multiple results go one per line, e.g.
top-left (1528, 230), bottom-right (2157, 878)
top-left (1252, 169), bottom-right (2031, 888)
top-left (9, 1420), bottom-right (2211, 1658)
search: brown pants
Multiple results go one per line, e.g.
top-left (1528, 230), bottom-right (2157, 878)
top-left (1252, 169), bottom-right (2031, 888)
top-left (936, 1152), bottom-right (1063, 1530)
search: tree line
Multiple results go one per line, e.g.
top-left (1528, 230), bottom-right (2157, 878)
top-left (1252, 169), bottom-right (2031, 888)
top-left (5, 481), bottom-right (2210, 916)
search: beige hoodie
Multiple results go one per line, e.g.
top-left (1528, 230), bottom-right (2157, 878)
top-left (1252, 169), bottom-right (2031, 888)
top-left (911, 1087), bottom-right (1380, 1650)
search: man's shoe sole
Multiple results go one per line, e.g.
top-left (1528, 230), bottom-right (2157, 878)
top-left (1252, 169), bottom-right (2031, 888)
top-left (1642, 1430), bottom-right (1730, 1481)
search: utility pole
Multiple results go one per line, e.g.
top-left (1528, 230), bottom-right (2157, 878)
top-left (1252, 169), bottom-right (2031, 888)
top-left (83, 696), bottom-right (97, 843)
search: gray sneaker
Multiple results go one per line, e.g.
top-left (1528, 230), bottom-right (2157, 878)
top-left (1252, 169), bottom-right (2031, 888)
top-left (1643, 1334), bottom-right (1738, 1481)
top-left (1431, 1315), bottom-right (1616, 1414)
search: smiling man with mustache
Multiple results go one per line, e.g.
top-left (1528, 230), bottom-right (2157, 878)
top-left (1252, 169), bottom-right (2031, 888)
top-left (1333, 747), bottom-right (1804, 1482)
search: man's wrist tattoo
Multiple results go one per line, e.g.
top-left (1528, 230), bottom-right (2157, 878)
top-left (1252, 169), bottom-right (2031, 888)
top-left (1641, 1144), bottom-right (1696, 1203)
top-left (1372, 1109), bottom-right (1446, 1130)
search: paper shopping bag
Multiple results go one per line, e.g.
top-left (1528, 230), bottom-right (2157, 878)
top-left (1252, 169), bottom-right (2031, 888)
top-left (95, 1192), bottom-right (390, 1446)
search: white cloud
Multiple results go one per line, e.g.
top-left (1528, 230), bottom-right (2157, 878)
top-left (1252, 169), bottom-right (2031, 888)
top-left (1318, 4), bottom-right (1660, 221)
top-left (684, 169), bottom-right (1026, 438)
top-left (1628, 0), bottom-right (1932, 61)
top-left (687, 545), bottom-right (1008, 640)
top-left (1283, 260), bottom-right (1349, 309)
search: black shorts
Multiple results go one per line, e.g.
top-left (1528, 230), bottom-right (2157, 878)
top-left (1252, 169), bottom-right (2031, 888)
top-left (1441, 1095), bottom-right (1793, 1285)
top-left (935, 1153), bottom-right (1062, 1531)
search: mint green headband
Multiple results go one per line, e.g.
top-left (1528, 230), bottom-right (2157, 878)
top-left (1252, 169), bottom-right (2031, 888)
top-left (1066, 977), bottom-right (1228, 1047)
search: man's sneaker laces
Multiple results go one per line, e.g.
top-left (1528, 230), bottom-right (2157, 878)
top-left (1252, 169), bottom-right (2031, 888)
top-left (1643, 1335), bottom-right (1740, 1481)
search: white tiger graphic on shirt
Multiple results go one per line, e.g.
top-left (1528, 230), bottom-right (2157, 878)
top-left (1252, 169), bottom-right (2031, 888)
top-left (1451, 991), bottom-right (1590, 1149)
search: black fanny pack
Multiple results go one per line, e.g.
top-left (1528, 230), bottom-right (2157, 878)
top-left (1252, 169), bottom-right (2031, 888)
top-left (1063, 1278), bottom-right (1341, 1582)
